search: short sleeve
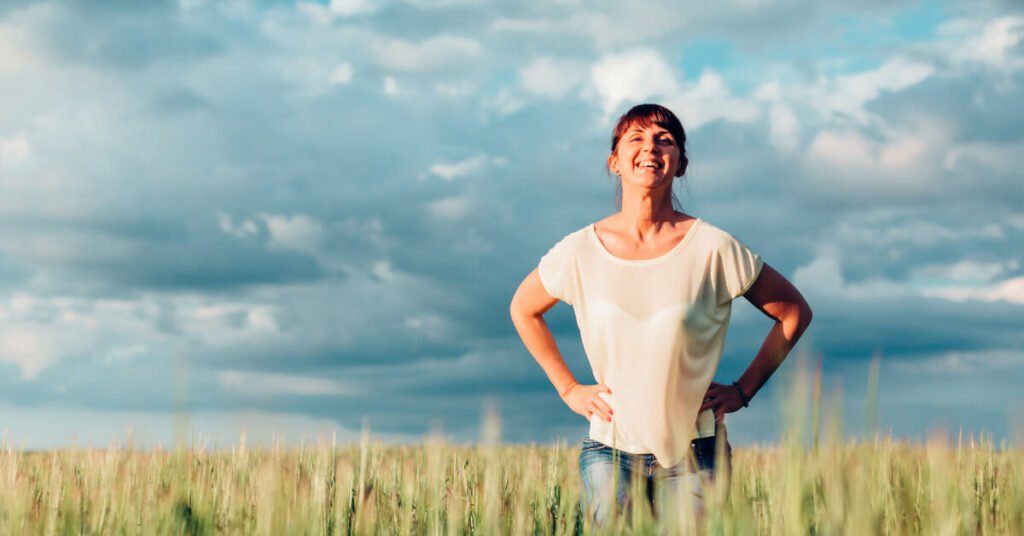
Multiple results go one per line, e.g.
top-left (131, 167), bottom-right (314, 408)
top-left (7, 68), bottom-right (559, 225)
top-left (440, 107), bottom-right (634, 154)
top-left (715, 232), bottom-right (763, 305)
top-left (537, 236), bottom-right (577, 305)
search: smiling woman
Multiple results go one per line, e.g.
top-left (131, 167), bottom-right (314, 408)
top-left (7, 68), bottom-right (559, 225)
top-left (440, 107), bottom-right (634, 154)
top-left (509, 103), bottom-right (813, 529)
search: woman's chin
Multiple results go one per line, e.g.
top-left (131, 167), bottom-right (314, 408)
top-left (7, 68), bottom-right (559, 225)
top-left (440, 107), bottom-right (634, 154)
top-left (621, 175), bottom-right (672, 190)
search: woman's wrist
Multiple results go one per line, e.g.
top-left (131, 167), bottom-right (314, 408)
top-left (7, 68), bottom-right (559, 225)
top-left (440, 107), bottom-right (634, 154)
top-left (559, 382), bottom-right (580, 399)
top-left (732, 382), bottom-right (751, 407)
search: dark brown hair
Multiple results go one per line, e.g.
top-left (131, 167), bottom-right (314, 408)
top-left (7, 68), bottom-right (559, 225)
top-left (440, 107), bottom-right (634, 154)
top-left (610, 103), bottom-right (687, 176)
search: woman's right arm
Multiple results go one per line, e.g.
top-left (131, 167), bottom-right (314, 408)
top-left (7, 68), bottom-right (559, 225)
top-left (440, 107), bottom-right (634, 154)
top-left (510, 268), bottom-right (613, 422)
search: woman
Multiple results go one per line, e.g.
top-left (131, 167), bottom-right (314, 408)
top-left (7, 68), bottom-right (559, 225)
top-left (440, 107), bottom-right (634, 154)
top-left (509, 104), bottom-right (812, 526)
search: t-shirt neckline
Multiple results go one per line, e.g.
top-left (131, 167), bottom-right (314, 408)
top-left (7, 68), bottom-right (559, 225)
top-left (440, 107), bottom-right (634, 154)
top-left (588, 218), bottom-right (702, 266)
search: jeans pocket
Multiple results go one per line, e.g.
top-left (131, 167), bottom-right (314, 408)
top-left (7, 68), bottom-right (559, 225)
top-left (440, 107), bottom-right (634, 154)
top-left (581, 438), bottom-right (607, 453)
top-left (691, 436), bottom-right (727, 472)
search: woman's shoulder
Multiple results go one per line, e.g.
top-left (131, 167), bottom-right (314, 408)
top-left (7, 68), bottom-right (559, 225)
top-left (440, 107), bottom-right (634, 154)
top-left (543, 223), bottom-right (592, 253)
top-left (689, 218), bottom-right (751, 250)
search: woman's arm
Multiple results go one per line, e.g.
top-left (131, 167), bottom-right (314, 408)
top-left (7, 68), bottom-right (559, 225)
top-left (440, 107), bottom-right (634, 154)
top-left (701, 262), bottom-right (813, 420)
top-left (510, 269), bottom-right (613, 422)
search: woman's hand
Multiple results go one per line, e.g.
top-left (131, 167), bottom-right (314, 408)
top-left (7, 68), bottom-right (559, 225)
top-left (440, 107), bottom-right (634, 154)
top-left (700, 382), bottom-right (746, 422)
top-left (561, 383), bottom-right (614, 422)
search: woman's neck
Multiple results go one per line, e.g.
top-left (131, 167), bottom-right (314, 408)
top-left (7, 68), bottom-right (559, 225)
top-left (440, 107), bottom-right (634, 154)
top-left (617, 186), bottom-right (679, 236)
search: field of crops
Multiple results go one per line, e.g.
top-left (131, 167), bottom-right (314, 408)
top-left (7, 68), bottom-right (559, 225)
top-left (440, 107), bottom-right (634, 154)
top-left (1, 429), bottom-right (1021, 535)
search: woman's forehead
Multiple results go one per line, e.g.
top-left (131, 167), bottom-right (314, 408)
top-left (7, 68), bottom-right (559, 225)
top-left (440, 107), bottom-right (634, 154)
top-left (623, 121), bottom-right (672, 135)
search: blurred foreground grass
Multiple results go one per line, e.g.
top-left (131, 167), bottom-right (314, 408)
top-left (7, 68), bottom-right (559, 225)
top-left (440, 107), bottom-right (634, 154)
top-left (1, 431), bottom-right (1021, 535)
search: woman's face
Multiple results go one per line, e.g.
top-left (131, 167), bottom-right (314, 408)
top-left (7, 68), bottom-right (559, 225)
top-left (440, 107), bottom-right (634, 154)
top-left (608, 122), bottom-right (685, 191)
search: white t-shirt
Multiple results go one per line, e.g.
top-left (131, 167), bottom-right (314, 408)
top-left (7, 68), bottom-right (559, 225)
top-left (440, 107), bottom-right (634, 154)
top-left (538, 218), bottom-right (763, 468)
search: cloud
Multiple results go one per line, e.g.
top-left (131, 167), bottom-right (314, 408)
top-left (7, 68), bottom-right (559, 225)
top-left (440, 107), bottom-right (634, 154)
top-left (519, 57), bottom-right (586, 99)
top-left (260, 214), bottom-right (324, 254)
top-left (944, 140), bottom-right (1024, 175)
top-left (791, 249), bottom-right (914, 302)
top-left (427, 154), bottom-right (505, 180)
top-left (217, 212), bottom-right (258, 238)
top-left (0, 134), bottom-right (30, 170)
top-left (383, 75), bottom-right (399, 95)
top-left (328, 0), bottom-right (377, 17)
top-left (218, 370), bottom-right (354, 396)
top-left (329, 61), bottom-right (353, 85)
top-left (0, 21), bottom-right (38, 75)
top-left (820, 58), bottom-right (934, 123)
top-left (426, 195), bottom-right (470, 220)
top-left (921, 276), bottom-right (1024, 305)
top-left (296, 0), bottom-right (377, 23)
top-left (912, 260), bottom-right (1017, 284)
top-left (663, 69), bottom-right (760, 130)
top-left (953, 16), bottom-right (1024, 71)
top-left (373, 35), bottom-right (483, 72)
top-left (589, 48), bottom-right (680, 115)
top-left (0, 327), bottom-right (54, 379)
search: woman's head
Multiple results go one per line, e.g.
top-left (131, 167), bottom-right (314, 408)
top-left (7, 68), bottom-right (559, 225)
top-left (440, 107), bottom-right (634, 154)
top-left (609, 103), bottom-right (687, 177)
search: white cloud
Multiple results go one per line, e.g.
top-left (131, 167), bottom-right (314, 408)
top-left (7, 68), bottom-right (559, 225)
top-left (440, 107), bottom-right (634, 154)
top-left (330, 62), bottom-right (353, 85)
top-left (921, 276), bottom-right (1024, 305)
top-left (792, 249), bottom-right (913, 301)
top-left (912, 260), bottom-right (1013, 284)
top-left (218, 370), bottom-right (353, 396)
top-left (0, 22), bottom-right (39, 75)
top-left (803, 128), bottom-right (937, 193)
top-left (427, 154), bottom-right (505, 180)
top-left (483, 88), bottom-right (527, 115)
top-left (103, 344), bottom-right (148, 366)
top-left (944, 141), bottom-right (1024, 175)
top-left (383, 76), bottom-right (399, 96)
top-left (791, 252), bottom-right (845, 297)
top-left (260, 213), bottom-right (324, 253)
top-left (329, 0), bottom-right (377, 17)
top-left (192, 304), bottom-right (279, 333)
top-left (403, 313), bottom-right (449, 341)
top-left (519, 57), bottom-right (586, 99)
top-left (427, 195), bottom-right (469, 220)
top-left (818, 58), bottom-right (934, 123)
top-left (403, 0), bottom-right (482, 7)
top-left (767, 104), bottom-right (800, 154)
top-left (297, 0), bottom-right (378, 21)
top-left (589, 48), bottom-right (680, 115)
top-left (217, 212), bottom-right (259, 238)
top-left (663, 69), bottom-right (760, 130)
top-left (0, 134), bottom-right (30, 170)
top-left (374, 36), bottom-right (483, 72)
top-left (833, 218), bottom-right (1005, 248)
top-left (954, 16), bottom-right (1024, 71)
top-left (0, 328), bottom-right (54, 380)
top-left (372, 259), bottom-right (399, 281)
top-left (433, 80), bottom-right (476, 97)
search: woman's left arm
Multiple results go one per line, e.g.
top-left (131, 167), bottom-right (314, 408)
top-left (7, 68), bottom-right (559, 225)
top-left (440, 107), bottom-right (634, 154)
top-left (701, 262), bottom-right (813, 421)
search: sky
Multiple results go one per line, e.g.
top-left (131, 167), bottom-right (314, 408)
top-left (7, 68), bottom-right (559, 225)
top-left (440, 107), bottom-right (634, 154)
top-left (0, 0), bottom-right (1022, 449)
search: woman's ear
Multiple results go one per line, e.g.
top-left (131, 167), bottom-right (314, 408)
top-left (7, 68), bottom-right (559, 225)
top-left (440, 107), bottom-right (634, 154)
top-left (608, 153), bottom-right (619, 175)
top-left (676, 156), bottom-right (689, 177)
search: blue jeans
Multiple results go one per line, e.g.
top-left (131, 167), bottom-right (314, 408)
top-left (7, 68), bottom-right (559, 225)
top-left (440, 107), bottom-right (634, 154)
top-left (578, 434), bottom-right (731, 526)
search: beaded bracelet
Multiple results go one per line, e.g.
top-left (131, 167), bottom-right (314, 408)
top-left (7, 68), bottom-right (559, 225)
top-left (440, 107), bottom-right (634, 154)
top-left (732, 382), bottom-right (750, 407)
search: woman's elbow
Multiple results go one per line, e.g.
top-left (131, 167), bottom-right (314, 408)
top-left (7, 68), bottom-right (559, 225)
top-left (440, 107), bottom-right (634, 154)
top-left (509, 292), bottom-right (535, 324)
top-left (796, 302), bottom-right (813, 333)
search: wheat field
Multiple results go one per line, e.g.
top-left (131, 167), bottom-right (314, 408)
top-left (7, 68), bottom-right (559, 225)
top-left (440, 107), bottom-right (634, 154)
top-left (0, 428), bottom-right (1021, 535)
